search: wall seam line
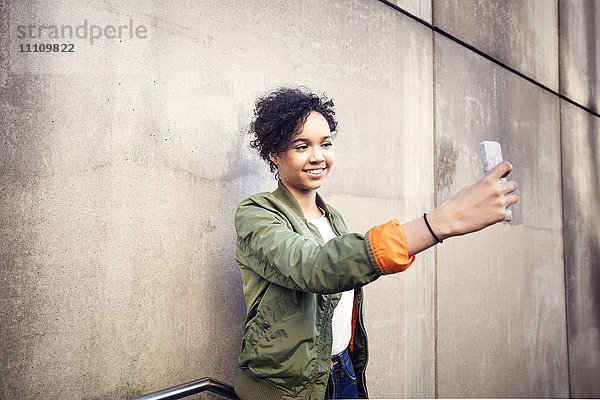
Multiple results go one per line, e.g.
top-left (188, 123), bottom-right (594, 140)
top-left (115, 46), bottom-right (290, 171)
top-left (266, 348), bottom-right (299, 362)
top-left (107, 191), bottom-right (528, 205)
top-left (431, 1), bottom-right (439, 395)
top-left (557, 2), bottom-right (573, 397)
top-left (431, 26), bottom-right (439, 400)
top-left (376, 0), bottom-right (599, 119)
top-left (378, 0), bottom-right (584, 397)
top-left (559, 95), bottom-right (573, 400)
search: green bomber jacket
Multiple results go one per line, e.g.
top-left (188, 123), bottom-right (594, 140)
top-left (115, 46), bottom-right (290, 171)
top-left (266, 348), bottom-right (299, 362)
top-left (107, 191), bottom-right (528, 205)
top-left (234, 180), bottom-right (415, 400)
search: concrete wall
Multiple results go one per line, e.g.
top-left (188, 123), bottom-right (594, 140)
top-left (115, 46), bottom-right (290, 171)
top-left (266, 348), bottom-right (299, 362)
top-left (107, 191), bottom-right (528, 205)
top-left (561, 100), bottom-right (600, 398)
top-left (0, 0), bottom-right (597, 399)
top-left (434, 0), bottom-right (559, 90)
top-left (560, 0), bottom-right (599, 114)
top-left (435, 36), bottom-right (567, 398)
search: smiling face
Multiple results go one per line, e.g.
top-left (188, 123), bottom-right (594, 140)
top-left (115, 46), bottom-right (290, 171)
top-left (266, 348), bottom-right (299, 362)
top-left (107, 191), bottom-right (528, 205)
top-left (269, 111), bottom-right (334, 198)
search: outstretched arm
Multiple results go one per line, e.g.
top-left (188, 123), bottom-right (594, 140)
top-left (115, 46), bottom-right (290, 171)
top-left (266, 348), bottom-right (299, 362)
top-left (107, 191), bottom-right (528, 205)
top-left (403, 161), bottom-right (519, 257)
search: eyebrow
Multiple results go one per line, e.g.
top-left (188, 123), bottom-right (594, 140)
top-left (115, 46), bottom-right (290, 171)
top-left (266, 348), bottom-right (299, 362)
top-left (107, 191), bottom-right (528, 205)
top-left (291, 135), bottom-right (332, 144)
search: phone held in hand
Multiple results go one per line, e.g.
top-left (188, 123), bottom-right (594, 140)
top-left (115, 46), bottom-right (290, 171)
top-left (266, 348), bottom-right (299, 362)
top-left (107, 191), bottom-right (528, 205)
top-left (479, 141), bottom-right (512, 216)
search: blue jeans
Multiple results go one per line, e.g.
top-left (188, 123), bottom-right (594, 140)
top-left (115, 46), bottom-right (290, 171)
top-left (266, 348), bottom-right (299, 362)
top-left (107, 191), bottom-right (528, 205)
top-left (324, 347), bottom-right (359, 399)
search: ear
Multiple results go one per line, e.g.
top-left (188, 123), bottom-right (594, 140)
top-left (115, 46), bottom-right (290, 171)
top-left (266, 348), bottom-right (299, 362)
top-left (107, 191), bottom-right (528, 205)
top-left (269, 152), bottom-right (279, 167)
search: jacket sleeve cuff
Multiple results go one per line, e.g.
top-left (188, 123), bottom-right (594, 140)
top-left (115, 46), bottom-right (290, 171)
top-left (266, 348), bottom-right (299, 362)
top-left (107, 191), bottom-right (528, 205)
top-left (366, 219), bottom-right (416, 275)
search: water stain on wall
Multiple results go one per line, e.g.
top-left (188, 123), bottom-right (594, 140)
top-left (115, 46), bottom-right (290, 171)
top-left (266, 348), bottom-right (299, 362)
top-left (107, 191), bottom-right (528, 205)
top-left (435, 137), bottom-right (458, 191)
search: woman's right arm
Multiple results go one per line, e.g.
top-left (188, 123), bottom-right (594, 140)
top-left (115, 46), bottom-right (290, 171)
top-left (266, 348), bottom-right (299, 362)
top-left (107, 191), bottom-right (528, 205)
top-left (235, 161), bottom-right (518, 293)
top-left (402, 161), bottom-right (519, 257)
top-left (235, 202), bottom-right (390, 294)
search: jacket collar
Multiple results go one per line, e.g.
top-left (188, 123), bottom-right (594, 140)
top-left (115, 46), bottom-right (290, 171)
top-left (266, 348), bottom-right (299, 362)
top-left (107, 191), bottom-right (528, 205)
top-left (272, 180), bottom-right (331, 220)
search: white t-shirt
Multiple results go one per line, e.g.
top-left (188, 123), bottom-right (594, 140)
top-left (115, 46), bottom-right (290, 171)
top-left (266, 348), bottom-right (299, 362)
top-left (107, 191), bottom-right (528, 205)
top-left (307, 211), bottom-right (354, 356)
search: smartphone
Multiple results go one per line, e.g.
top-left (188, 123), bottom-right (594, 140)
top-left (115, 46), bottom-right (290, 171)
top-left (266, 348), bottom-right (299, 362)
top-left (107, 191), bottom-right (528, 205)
top-left (479, 141), bottom-right (511, 215)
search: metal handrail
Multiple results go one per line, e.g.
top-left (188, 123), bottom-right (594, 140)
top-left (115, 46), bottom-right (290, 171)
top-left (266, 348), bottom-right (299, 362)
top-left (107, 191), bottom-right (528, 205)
top-left (132, 377), bottom-right (239, 400)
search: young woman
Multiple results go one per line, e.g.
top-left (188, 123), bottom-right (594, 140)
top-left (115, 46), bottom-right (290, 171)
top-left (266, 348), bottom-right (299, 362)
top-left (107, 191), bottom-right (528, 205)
top-left (233, 88), bottom-right (518, 400)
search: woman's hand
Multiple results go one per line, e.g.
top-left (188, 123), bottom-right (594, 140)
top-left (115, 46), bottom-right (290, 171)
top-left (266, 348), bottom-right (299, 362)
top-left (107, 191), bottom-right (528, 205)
top-left (428, 160), bottom-right (519, 240)
top-left (403, 161), bottom-right (519, 257)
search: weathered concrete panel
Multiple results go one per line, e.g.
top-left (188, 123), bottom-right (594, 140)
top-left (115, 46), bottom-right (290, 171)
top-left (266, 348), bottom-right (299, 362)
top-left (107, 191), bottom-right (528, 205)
top-left (1, 0), bottom-right (434, 398)
top-left (559, 0), bottom-right (599, 114)
top-left (435, 35), bottom-right (569, 397)
top-left (317, 4), bottom-right (435, 398)
top-left (387, 0), bottom-right (432, 23)
top-left (561, 100), bottom-right (600, 398)
top-left (321, 8), bottom-right (435, 396)
top-left (434, 0), bottom-right (559, 91)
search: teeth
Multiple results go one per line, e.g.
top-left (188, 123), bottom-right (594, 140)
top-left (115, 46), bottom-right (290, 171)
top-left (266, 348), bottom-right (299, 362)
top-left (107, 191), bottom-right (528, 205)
top-left (306, 168), bottom-right (323, 174)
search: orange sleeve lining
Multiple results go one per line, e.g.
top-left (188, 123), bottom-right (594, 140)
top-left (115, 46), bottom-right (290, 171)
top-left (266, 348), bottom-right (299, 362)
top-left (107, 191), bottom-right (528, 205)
top-left (367, 219), bottom-right (415, 275)
top-left (348, 289), bottom-right (358, 358)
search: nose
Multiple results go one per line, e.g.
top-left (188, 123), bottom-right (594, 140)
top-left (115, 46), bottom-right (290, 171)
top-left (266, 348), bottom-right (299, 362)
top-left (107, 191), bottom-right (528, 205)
top-left (309, 146), bottom-right (325, 163)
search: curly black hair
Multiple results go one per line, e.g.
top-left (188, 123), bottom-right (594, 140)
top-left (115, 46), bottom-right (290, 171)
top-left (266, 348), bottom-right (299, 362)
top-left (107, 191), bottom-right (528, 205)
top-left (249, 87), bottom-right (338, 177)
